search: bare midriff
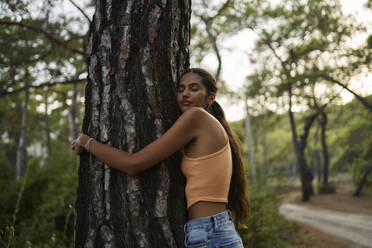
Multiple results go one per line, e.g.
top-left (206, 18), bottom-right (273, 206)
top-left (187, 201), bottom-right (227, 221)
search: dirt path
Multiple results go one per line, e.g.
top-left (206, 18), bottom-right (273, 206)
top-left (280, 203), bottom-right (372, 248)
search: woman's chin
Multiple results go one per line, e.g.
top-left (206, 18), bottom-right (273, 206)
top-left (179, 105), bottom-right (192, 112)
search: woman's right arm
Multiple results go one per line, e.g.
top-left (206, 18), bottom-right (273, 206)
top-left (73, 107), bottom-right (206, 176)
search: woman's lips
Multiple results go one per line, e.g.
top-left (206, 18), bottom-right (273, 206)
top-left (182, 101), bottom-right (192, 106)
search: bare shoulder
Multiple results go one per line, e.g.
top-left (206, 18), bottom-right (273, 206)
top-left (182, 106), bottom-right (207, 116)
top-left (183, 107), bottom-right (224, 134)
top-left (180, 107), bottom-right (209, 122)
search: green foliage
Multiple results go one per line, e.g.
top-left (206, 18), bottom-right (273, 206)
top-left (350, 140), bottom-right (372, 188)
top-left (0, 140), bottom-right (78, 248)
top-left (239, 179), bottom-right (293, 248)
top-left (328, 98), bottom-right (372, 175)
top-left (367, 35), bottom-right (372, 49)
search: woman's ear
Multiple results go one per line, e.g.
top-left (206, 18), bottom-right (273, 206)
top-left (208, 93), bottom-right (216, 105)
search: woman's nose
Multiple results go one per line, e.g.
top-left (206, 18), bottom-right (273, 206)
top-left (182, 89), bottom-right (190, 97)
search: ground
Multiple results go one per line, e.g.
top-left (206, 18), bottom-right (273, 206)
top-left (282, 173), bottom-right (372, 248)
top-left (286, 222), bottom-right (350, 248)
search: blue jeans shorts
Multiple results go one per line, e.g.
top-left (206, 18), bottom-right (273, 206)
top-left (183, 210), bottom-right (244, 248)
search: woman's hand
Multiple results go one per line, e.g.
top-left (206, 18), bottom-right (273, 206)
top-left (71, 133), bottom-right (90, 154)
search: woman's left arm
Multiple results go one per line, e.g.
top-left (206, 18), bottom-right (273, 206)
top-left (72, 107), bottom-right (205, 176)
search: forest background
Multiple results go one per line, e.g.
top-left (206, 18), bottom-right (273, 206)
top-left (0, 0), bottom-right (371, 247)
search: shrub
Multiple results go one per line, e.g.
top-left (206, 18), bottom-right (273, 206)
top-left (239, 178), bottom-right (294, 248)
top-left (318, 183), bottom-right (336, 194)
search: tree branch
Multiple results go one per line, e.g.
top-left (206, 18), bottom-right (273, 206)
top-left (0, 78), bottom-right (86, 96)
top-left (201, 17), bottom-right (222, 81)
top-left (321, 74), bottom-right (372, 111)
top-left (209, 0), bottom-right (232, 21)
top-left (68, 0), bottom-right (92, 24)
top-left (0, 48), bottom-right (54, 66)
top-left (0, 21), bottom-right (85, 55)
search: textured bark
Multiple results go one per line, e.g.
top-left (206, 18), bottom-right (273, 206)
top-left (75, 1), bottom-right (190, 247)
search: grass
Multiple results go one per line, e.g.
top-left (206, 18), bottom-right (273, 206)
top-left (285, 222), bottom-right (349, 248)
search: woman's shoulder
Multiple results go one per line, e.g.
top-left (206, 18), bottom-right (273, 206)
top-left (184, 107), bottom-right (225, 134)
top-left (182, 106), bottom-right (207, 115)
top-left (180, 107), bottom-right (208, 121)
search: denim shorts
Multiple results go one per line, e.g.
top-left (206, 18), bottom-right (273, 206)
top-left (183, 210), bottom-right (244, 248)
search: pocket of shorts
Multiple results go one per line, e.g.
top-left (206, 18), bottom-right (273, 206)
top-left (185, 242), bottom-right (208, 248)
top-left (185, 229), bottom-right (208, 248)
top-left (215, 221), bottom-right (236, 233)
top-left (216, 238), bottom-right (243, 248)
top-left (185, 238), bottom-right (208, 248)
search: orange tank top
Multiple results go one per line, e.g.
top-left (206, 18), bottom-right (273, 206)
top-left (181, 139), bottom-right (232, 209)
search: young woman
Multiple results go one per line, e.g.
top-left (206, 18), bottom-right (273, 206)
top-left (71, 68), bottom-right (250, 248)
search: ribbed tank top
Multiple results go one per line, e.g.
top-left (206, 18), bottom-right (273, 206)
top-left (181, 139), bottom-right (232, 209)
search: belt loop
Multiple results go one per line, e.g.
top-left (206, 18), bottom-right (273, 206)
top-left (227, 209), bottom-right (233, 221)
top-left (212, 215), bottom-right (218, 230)
top-left (184, 222), bottom-right (187, 233)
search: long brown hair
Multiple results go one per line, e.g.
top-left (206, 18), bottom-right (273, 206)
top-left (180, 68), bottom-right (250, 227)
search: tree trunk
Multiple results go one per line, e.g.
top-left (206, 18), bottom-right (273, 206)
top-left (262, 128), bottom-right (267, 177)
top-left (245, 92), bottom-right (255, 177)
top-left (353, 164), bottom-right (372, 197)
top-left (16, 88), bottom-right (29, 179)
top-left (320, 111), bottom-right (329, 185)
top-left (75, 1), bottom-right (191, 247)
top-left (44, 86), bottom-right (51, 156)
top-left (68, 82), bottom-right (78, 139)
top-left (291, 158), bottom-right (297, 179)
top-left (313, 124), bottom-right (322, 183)
top-left (288, 89), bottom-right (315, 201)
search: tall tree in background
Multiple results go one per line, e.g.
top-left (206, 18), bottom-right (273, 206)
top-left (75, 1), bottom-right (191, 247)
top-left (0, 0), bottom-right (90, 172)
top-left (245, 0), bottom-right (358, 201)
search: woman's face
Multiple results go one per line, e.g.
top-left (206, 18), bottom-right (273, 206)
top-left (176, 72), bottom-right (214, 113)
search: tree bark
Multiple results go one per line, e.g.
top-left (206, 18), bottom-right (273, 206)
top-left (75, 1), bottom-right (191, 247)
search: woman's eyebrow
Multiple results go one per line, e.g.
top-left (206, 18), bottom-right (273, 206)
top-left (188, 82), bottom-right (200, 87)
top-left (178, 82), bottom-right (200, 87)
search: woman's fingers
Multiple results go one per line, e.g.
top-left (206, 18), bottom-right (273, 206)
top-left (75, 145), bottom-right (84, 154)
top-left (71, 140), bottom-right (84, 154)
top-left (71, 133), bottom-right (87, 154)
